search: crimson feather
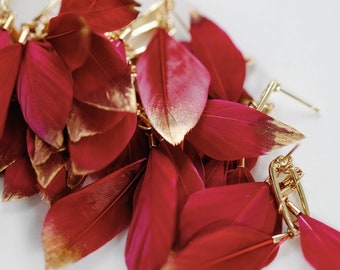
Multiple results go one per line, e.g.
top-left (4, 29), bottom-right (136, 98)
top-left (178, 182), bottom-right (279, 249)
top-left (298, 213), bottom-right (340, 270)
top-left (190, 13), bottom-right (246, 102)
top-left (204, 159), bottom-right (227, 188)
top-left (160, 142), bottom-right (204, 210)
top-left (0, 44), bottom-right (23, 136)
top-left (47, 13), bottom-right (91, 71)
top-left (72, 33), bottom-right (135, 112)
top-left (42, 159), bottom-right (146, 269)
top-left (69, 112), bottom-right (137, 174)
top-left (59, 0), bottom-right (140, 33)
top-left (26, 129), bottom-right (67, 189)
top-left (137, 28), bottom-right (210, 145)
top-left (2, 155), bottom-right (38, 201)
top-left (162, 226), bottom-right (279, 270)
top-left (0, 29), bottom-right (10, 48)
top-left (0, 103), bottom-right (27, 172)
top-left (67, 100), bottom-right (127, 142)
top-left (38, 166), bottom-right (71, 204)
top-left (227, 166), bottom-right (255, 185)
top-left (17, 40), bottom-right (73, 149)
top-left (125, 148), bottom-right (177, 270)
top-left (186, 99), bottom-right (304, 160)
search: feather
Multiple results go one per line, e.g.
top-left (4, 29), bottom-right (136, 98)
top-left (42, 159), bottom-right (146, 269)
top-left (226, 166), bottom-right (255, 185)
top-left (0, 103), bottom-right (27, 172)
top-left (160, 141), bottom-right (205, 210)
top-left (17, 40), bottom-right (73, 149)
top-left (137, 28), bottom-right (210, 145)
top-left (183, 141), bottom-right (205, 181)
top-left (190, 13), bottom-right (246, 102)
top-left (47, 13), bottom-right (91, 71)
top-left (298, 213), bottom-right (340, 270)
top-left (0, 44), bottom-right (23, 136)
top-left (178, 182), bottom-right (279, 249)
top-left (204, 160), bottom-right (227, 188)
top-left (26, 129), bottom-right (67, 189)
top-left (162, 225), bottom-right (278, 270)
top-left (73, 33), bottom-right (136, 112)
top-left (186, 99), bottom-right (305, 160)
top-left (67, 100), bottom-right (127, 142)
top-left (0, 29), bottom-right (10, 48)
top-left (59, 0), bottom-right (140, 33)
top-left (2, 155), bottom-right (38, 201)
top-left (38, 166), bottom-right (71, 204)
top-left (125, 148), bottom-right (177, 270)
top-left (69, 112), bottom-right (137, 174)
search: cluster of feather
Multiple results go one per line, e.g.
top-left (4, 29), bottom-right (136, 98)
top-left (1, 0), bottom-right (339, 269)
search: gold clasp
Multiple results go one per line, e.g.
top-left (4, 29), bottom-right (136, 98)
top-left (266, 147), bottom-right (310, 237)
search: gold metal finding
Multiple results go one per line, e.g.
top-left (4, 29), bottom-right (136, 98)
top-left (17, 0), bottom-right (60, 44)
top-left (266, 149), bottom-right (310, 237)
top-left (107, 0), bottom-right (175, 60)
top-left (252, 80), bottom-right (319, 113)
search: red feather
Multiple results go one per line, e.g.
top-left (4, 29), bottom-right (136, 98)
top-left (226, 166), bottom-right (255, 185)
top-left (26, 129), bottom-right (67, 189)
top-left (67, 100), bottom-right (127, 142)
top-left (0, 44), bottom-right (23, 136)
top-left (0, 30), bottom-right (10, 48)
top-left (42, 159), bottom-right (146, 269)
top-left (125, 148), bottom-right (177, 270)
top-left (162, 226), bottom-right (278, 270)
top-left (2, 155), bottom-right (38, 201)
top-left (47, 13), bottom-right (91, 71)
top-left (0, 103), bottom-right (27, 172)
top-left (59, 0), bottom-right (140, 33)
top-left (204, 160), bottom-right (227, 188)
top-left (160, 142), bottom-right (205, 210)
top-left (186, 99), bottom-right (305, 160)
top-left (72, 33), bottom-right (135, 112)
top-left (178, 182), bottom-right (279, 249)
top-left (190, 13), bottom-right (246, 102)
top-left (182, 141), bottom-right (206, 181)
top-left (137, 28), bottom-right (210, 145)
top-left (298, 213), bottom-right (340, 270)
top-left (38, 166), bottom-right (71, 204)
top-left (17, 40), bottom-right (73, 149)
top-left (69, 112), bottom-right (137, 174)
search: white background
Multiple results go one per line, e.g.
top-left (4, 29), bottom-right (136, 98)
top-left (1, 0), bottom-right (340, 269)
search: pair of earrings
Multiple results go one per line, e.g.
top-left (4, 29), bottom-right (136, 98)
top-left (1, 0), bottom-right (338, 270)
